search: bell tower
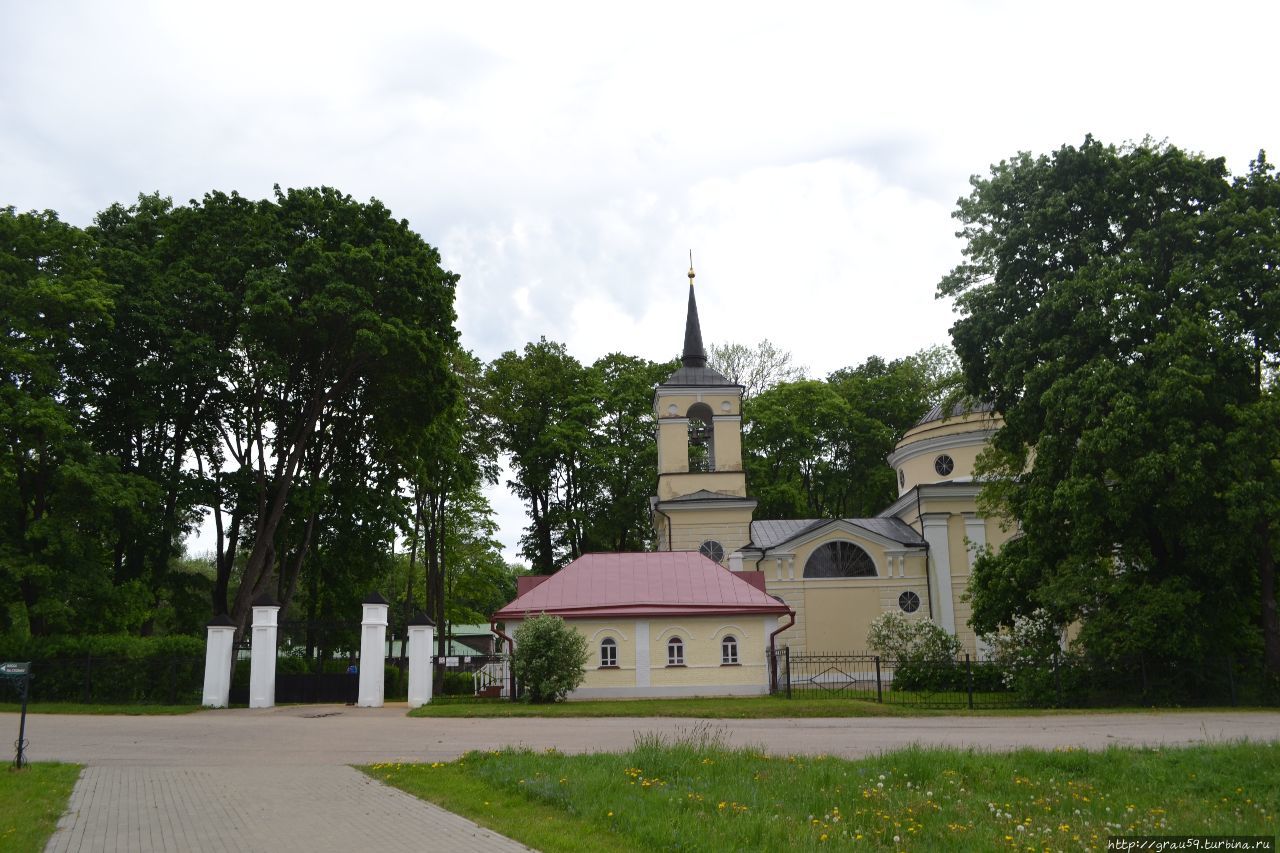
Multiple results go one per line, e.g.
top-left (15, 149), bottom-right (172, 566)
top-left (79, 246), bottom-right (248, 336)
top-left (651, 260), bottom-right (756, 565)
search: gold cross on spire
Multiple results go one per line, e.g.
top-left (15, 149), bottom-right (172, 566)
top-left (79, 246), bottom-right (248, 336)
top-left (688, 250), bottom-right (695, 283)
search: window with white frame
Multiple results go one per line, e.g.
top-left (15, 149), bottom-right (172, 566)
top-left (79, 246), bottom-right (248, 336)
top-left (721, 635), bottom-right (739, 665)
top-left (600, 637), bottom-right (618, 668)
top-left (667, 636), bottom-right (685, 666)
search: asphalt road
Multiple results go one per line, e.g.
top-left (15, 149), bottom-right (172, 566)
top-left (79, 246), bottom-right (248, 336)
top-left (10, 704), bottom-right (1280, 767)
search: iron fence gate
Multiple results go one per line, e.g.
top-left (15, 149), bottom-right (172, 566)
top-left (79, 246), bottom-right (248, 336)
top-left (770, 648), bottom-right (1019, 709)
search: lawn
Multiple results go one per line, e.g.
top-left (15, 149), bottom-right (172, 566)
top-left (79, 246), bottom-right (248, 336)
top-left (408, 694), bottom-right (1254, 719)
top-left (0, 703), bottom-right (203, 716)
top-left (0, 763), bottom-right (80, 852)
top-left (364, 732), bottom-right (1279, 852)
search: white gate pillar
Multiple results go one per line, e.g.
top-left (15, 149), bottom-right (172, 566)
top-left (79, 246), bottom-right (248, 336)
top-left (248, 594), bottom-right (281, 709)
top-left (406, 612), bottom-right (436, 709)
top-left (201, 614), bottom-right (236, 708)
top-left (358, 592), bottom-right (389, 708)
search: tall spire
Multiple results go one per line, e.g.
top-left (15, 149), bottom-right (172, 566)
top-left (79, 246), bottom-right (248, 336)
top-left (682, 252), bottom-right (707, 368)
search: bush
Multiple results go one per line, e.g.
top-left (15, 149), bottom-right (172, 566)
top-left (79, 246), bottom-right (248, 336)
top-left (0, 634), bottom-right (206, 704)
top-left (511, 614), bottom-right (588, 703)
top-left (868, 612), bottom-right (969, 692)
top-left (981, 608), bottom-right (1074, 706)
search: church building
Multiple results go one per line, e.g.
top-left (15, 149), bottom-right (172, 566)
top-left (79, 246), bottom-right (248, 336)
top-left (492, 264), bottom-right (1010, 698)
top-left (651, 263), bottom-right (1011, 656)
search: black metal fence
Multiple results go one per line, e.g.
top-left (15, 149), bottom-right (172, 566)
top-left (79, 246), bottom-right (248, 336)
top-left (771, 649), bottom-right (1018, 709)
top-left (770, 649), bottom-right (1279, 709)
top-left (2, 655), bottom-right (206, 705)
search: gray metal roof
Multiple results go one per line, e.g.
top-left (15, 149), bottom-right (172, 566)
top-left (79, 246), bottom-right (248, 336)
top-left (747, 517), bottom-right (925, 550)
top-left (662, 363), bottom-right (736, 386)
top-left (914, 399), bottom-right (996, 427)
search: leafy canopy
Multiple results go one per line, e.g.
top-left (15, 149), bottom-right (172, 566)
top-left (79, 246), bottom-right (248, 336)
top-left (940, 137), bottom-right (1280, 671)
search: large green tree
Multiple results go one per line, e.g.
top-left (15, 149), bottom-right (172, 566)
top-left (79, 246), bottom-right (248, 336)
top-left (1, 188), bottom-right (464, 641)
top-left (742, 350), bottom-right (949, 519)
top-left (939, 138), bottom-right (1280, 673)
top-left (0, 207), bottom-right (157, 635)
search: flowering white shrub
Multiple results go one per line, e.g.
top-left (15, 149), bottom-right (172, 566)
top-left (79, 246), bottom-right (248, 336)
top-left (981, 608), bottom-right (1070, 704)
top-left (867, 611), bottom-right (961, 662)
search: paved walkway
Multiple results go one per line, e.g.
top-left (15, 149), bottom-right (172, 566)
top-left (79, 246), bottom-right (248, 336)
top-left (45, 765), bottom-right (529, 853)
top-left (14, 704), bottom-right (1280, 852)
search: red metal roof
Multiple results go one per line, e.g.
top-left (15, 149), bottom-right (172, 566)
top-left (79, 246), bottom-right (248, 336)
top-left (494, 552), bottom-right (791, 620)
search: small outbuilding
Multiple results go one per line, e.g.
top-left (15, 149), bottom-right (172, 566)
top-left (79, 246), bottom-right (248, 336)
top-left (493, 551), bottom-right (794, 699)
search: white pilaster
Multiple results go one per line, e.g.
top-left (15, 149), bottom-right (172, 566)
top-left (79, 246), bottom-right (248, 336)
top-left (921, 514), bottom-right (956, 633)
top-left (406, 616), bottom-right (435, 709)
top-left (964, 514), bottom-right (992, 659)
top-left (635, 621), bottom-right (651, 688)
top-left (248, 596), bottom-right (280, 709)
top-left (359, 593), bottom-right (389, 708)
top-left (201, 616), bottom-right (236, 708)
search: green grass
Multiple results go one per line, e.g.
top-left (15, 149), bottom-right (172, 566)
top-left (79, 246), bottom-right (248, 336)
top-left (0, 763), bottom-right (80, 852)
top-left (0, 702), bottom-right (203, 715)
top-left (364, 734), bottom-right (1280, 852)
top-left (408, 694), bottom-right (1262, 718)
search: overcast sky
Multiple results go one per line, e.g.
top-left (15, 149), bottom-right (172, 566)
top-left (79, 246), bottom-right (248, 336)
top-left (4, 0), bottom-right (1276, 562)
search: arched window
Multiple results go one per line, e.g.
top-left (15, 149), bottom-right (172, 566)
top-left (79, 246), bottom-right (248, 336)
top-left (686, 402), bottom-right (715, 472)
top-left (721, 635), bottom-right (739, 665)
top-left (600, 637), bottom-right (617, 668)
top-left (803, 541), bottom-right (877, 579)
top-left (667, 636), bottom-right (685, 666)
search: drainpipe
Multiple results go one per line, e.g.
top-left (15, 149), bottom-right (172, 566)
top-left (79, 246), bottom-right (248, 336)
top-left (769, 608), bottom-right (796, 692)
top-left (653, 506), bottom-right (674, 551)
top-left (914, 486), bottom-right (934, 621)
top-left (490, 618), bottom-right (516, 699)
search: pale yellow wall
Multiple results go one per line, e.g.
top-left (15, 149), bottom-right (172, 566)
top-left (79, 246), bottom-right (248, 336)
top-left (736, 528), bottom-right (932, 654)
top-left (667, 510), bottom-right (753, 559)
top-left (649, 616), bottom-right (769, 689)
top-left (656, 422), bottom-right (688, 475)
top-left (573, 620), bottom-right (640, 691)
top-left (897, 441), bottom-right (985, 492)
top-left (713, 420), bottom-right (743, 472)
top-left (655, 392), bottom-right (741, 418)
top-left (657, 472), bottom-right (748, 501)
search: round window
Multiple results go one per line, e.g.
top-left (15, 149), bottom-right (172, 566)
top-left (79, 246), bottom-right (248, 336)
top-left (934, 454), bottom-right (955, 477)
top-left (699, 540), bottom-right (725, 563)
top-left (898, 590), bottom-right (921, 613)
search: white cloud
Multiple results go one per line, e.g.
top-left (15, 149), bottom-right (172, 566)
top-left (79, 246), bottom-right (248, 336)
top-left (3, 0), bottom-right (1276, 562)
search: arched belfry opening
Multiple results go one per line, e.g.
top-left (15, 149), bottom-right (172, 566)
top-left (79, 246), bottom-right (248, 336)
top-left (651, 258), bottom-right (756, 556)
top-left (687, 402), bottom-right (715, 472)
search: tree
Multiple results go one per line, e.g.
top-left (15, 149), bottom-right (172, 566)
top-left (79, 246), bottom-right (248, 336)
top-left (939, 137), bottom-right (1280, 673)
top-left (742, 351), bottom-right (942, 519)
top-left (201, 187), bottom-right (461, 636)
top-left (0, 207), bottom-right (159, 636)
top-left (484, 339), bottom-right (596, 572)
top-left (579, 353), bottom-right (676, 553)
top-left (511, 613), bottom-right (588, 703)
top-left (707, 339), bottom-right (805, 399)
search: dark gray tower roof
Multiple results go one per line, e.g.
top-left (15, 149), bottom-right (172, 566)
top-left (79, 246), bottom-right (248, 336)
top-left (663, 261), bottom-right (735, 387)
top-left (682, 277), bottom-right (707, 368)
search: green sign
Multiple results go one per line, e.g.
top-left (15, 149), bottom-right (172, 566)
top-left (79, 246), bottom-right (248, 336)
top-left (0, 662), bottom-right (30, 676)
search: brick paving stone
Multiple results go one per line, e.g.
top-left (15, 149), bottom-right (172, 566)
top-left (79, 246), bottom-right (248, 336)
top-left (45, 765), bottom-right (532, 853)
